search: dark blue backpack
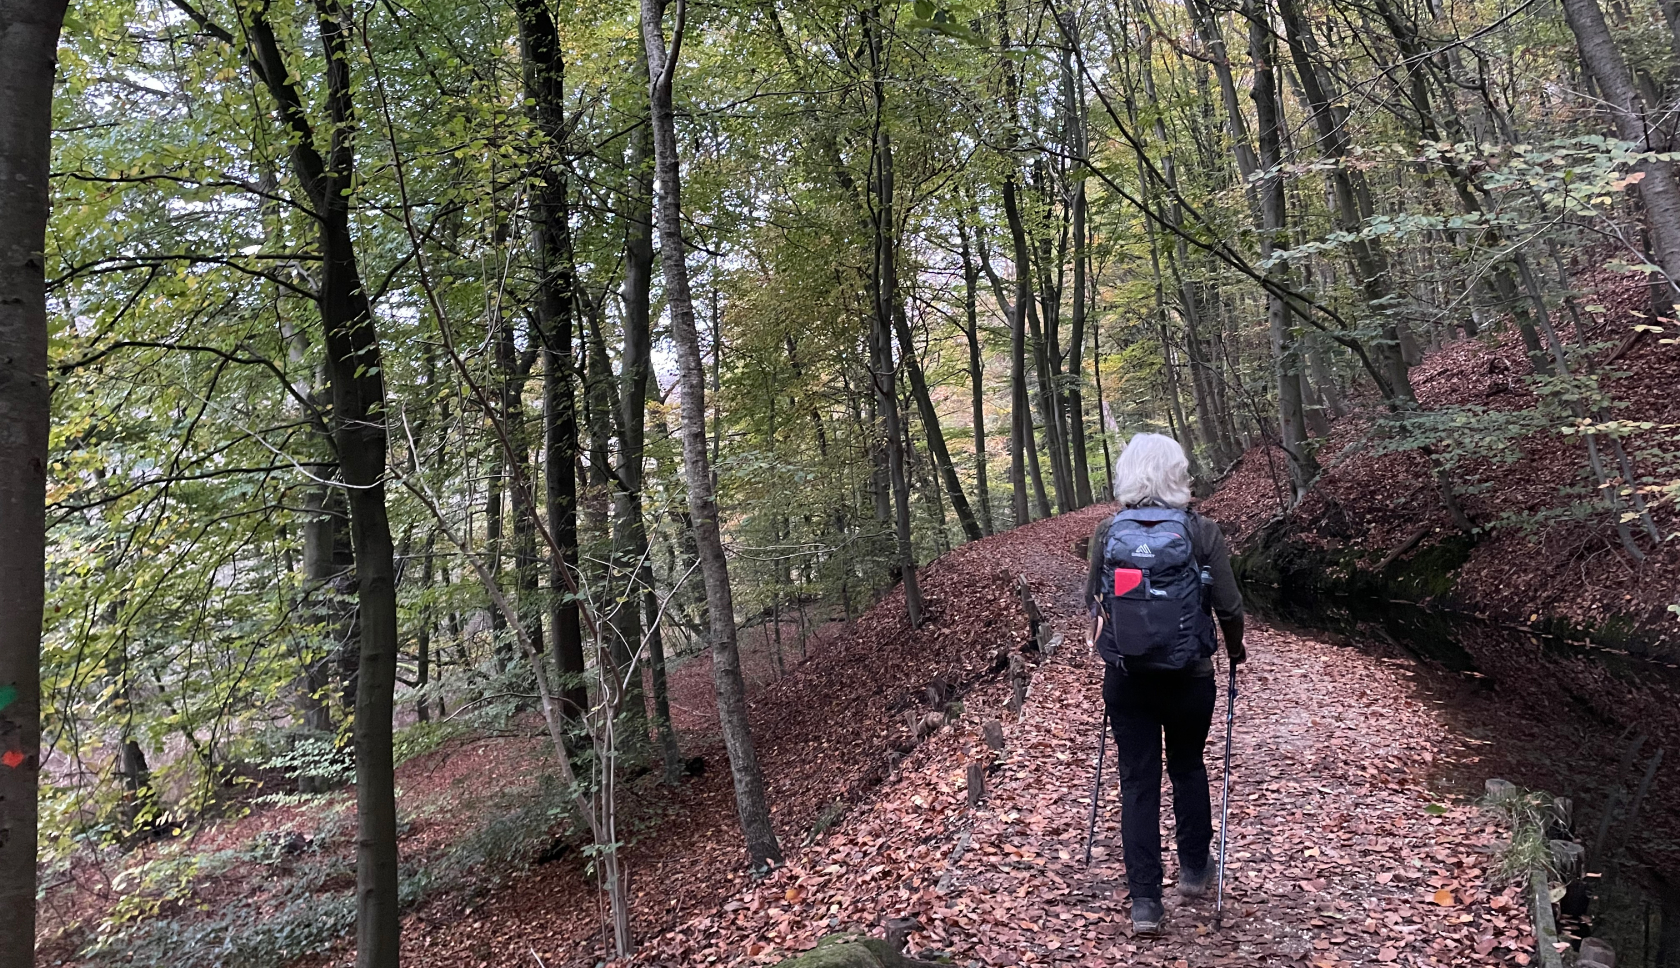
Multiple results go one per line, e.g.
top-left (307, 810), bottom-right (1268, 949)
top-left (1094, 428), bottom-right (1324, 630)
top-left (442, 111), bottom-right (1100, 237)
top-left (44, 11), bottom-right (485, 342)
top-left (1097, 507), bottom-right (1216, 670)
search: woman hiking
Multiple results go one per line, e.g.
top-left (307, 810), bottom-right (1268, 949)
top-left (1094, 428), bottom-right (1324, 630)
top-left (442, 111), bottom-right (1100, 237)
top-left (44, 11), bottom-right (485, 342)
top-left (1084, 433), bottom-right (1246, 936)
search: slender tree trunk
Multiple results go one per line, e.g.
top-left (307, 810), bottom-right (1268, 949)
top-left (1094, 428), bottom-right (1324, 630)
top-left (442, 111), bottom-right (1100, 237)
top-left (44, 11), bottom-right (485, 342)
top-left (1274, 0), bottom-right (1415, 402)
top-left (1028, 164), bottom-right (1075, 513)
top-left (1022, 393), bottom-right (1051, 515)
top-left (956, 222), bottom-right (994, 535)
top-left (485, 423), bottom-right (508, 669)
top-left (0, 5), bottom-right (63, 961)
top-left (1092, 315), bottom-right (1115, 500)
top-left (299, 485), bottom-right (341, 742)
top-left (582, 299), bottom-right (644, 729)
top-left (415, 533), bottom-right (435, 723)
top-left (289, 315), bottom-right (340, 741)
top-left (1026, 254), bottom-right (1072, 514)
top-left (505, 340), bottom-right (545, 681)
top-left (1161, 324), bottom-right (1199, 463)
top-left (1140, 198), bottom-right (1205, 477)
top-left (209, 5), bottom-right (405, 961)
top-left (314, 37), bottom-right (401, 968)
top-left (1187, 0), bottom-right (1259, 202)
top-left (641, 0), bottom-right (782, 868)
top-left (618, 94), bottom-right (681, 778)
top-left (890, 305), bottom-right (981, 541)
top-left (1248, 0), bottom-right (1317, 500)
top-left (1001, 178), bottom-right (1048, 522)
top-left (1062, 25), bottom-right (1094, 506)
top-left (1137, 35), bottom-right (1231, 466)
top-left (512, 0), bottom-right (587, 722)
top-left (866, 14), bottom-right (924, 625)
top-left (1558, 0), bottom-right (1680, 284)
top-left (998, 1), bottom-right (1034, 527)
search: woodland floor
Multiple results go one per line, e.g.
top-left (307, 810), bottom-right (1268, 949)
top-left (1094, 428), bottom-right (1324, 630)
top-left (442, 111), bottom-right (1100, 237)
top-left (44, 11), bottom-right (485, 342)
top-left (385, 506), bottom-right (1538, 967)
top-left (43, 508), bottom-right (1547, 967)
top-left (1201, 264), bottom-right (1680, 646)
top-left (629, 506), bottom-right (1540, 968)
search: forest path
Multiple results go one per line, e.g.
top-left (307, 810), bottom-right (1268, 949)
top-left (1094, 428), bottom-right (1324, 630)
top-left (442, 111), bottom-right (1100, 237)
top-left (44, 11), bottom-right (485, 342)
top-left (644, 510), bottom-right (1541, 967)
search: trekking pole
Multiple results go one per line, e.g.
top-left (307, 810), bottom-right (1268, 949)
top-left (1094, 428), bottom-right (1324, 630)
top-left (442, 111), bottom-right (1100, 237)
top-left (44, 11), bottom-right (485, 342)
top-left (1215, 662), bottom-right (1238, 917)
top-left (1084, 707), bottom-right (1107, 865)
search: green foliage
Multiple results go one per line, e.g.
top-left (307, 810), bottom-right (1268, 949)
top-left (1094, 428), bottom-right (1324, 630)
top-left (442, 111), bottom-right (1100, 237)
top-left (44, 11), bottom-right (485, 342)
top-left (1480, 784), bottom-right (1558, 880)
top-left (261, 737), bottom-right (354, 789)
top-left (392, 717), bottom-right (471, 767)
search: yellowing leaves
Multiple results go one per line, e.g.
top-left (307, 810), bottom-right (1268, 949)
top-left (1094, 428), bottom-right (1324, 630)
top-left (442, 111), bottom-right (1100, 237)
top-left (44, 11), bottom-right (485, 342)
top-left (1611, 170), bottom-right (1647, 190)
top-left (1431, 888), bottom-right (1456, 906)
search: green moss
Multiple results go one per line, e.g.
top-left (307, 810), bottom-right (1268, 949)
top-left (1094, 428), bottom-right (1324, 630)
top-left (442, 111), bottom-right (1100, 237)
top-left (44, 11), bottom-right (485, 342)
top-left (1380, 532), bottom-right (1475, 600)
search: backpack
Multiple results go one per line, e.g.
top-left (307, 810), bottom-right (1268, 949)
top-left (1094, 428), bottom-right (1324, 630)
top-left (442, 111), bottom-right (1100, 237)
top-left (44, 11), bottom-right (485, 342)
top-left (1097, 507), bottom-right (1216, 670)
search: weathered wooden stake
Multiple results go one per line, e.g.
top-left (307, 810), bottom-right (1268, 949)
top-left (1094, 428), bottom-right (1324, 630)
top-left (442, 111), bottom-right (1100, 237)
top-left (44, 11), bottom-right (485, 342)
top-left (883, 917), bottom-right (920, 953)
top-left (1016, 575), bottom-right (1049, 650)
top-left (982, 719), bottom-right (1005, 752)
top-left (967, 761), bottom-right (986, 806)
top-left (1006, 653), bottom-right (1030, 716)
top-left (1549, 839), bottom-right (1585, 880)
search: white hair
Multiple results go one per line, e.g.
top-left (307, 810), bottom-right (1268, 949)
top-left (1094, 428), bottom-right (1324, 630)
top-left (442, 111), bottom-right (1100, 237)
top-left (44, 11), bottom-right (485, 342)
top-left (1113, 433), bottom-right (1193, 509)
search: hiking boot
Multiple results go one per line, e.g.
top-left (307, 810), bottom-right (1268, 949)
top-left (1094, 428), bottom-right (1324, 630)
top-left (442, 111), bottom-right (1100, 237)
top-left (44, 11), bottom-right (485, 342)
top-left (1179, 852), bottom-right (1216, 899)
top-left (1130, 897), bottom-right (1165, 936)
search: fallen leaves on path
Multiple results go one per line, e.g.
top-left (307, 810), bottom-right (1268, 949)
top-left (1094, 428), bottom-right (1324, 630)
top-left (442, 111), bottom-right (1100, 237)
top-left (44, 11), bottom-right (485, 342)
top-left (638, 511), bottom-right (1537, 967)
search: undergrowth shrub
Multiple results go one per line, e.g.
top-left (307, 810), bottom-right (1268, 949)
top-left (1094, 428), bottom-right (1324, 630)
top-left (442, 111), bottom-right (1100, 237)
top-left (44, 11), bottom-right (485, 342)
top-left (79, 757), bottom-right (578, 966)
top-left (393, 717), bottom-right (471, 766)
top-left (1481, 783), bottom-right (1556, 878)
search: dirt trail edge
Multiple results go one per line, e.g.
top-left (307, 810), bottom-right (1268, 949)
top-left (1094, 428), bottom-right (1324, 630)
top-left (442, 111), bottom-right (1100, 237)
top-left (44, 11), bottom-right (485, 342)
top-left (643, 507), bottom-right (1540, 967)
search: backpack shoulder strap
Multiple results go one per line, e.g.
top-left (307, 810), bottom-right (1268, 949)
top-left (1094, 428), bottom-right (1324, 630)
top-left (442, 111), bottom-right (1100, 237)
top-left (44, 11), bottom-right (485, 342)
top-left (1184, 509), bottom-right (1208, 565)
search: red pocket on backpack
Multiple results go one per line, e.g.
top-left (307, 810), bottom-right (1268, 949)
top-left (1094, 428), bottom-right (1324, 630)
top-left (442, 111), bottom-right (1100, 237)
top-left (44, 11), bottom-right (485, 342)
top-left (1114, 568), bottom-right (1143, 596)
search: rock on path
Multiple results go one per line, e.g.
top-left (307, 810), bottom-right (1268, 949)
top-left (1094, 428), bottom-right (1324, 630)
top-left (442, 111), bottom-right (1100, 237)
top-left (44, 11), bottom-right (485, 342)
top-left (645, 523), bottom-right (1538, 967)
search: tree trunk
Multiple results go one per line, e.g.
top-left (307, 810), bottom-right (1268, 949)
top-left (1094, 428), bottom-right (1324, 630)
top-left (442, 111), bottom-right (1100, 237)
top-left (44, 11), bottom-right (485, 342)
top-left (289, 312), bottom-right (341, 740)
top-left (1001, 177), bottom-right (1048, 522)
top-left (1187, 0), bottom-right (1260, 199)
top-left (512, 0), bottom-right (587, 722)
top-left (1058, 23), bottom-right (1095, 508)
top-left (1248, 0), bottom-right (1318, 500)
top-left (618, 94), bottom-right (681, 777)
top-left (1029, 163), bottom-right (1075, 514)
top-left (485, 420), bottom-right (508, 669)
top-left (1137, 37), bottom-right (1232, 467)
top-left (313, 29), bottom-right (401, 968)
top-left (866, 15), bottom-right (924, 626)
top-left (1273, 0), bottom-right (1416, 402)
top-left (299, 484), bottom-right (343, 741)
top-left (641, 0), bottom-right (782, 869)
top-left (1558, 0), bottom-right (1680, 284)
top-left (415, 533), bottom-right (434, 724)
top-left (0, 9), bottom-right (60, 959)
top-left (504, 335), bottom-right (545, 684)
top-left (955, 221), bottom-right (994, 535)
top-left (1026, 247), bottom-right (1073, 514)
top-left (1091, 314), bottom-right (1115, 499)
top-left (998, 1), bottom-right (1034, 527)
top-left (891, 305), bottom-right (981, 542)
top-left (219, 5), bottom-right (404, 962)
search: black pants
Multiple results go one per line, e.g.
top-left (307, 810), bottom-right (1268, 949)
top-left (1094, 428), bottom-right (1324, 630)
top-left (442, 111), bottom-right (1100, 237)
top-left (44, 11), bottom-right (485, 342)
top-left (1102, 662), bottom-right (1216, 901)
